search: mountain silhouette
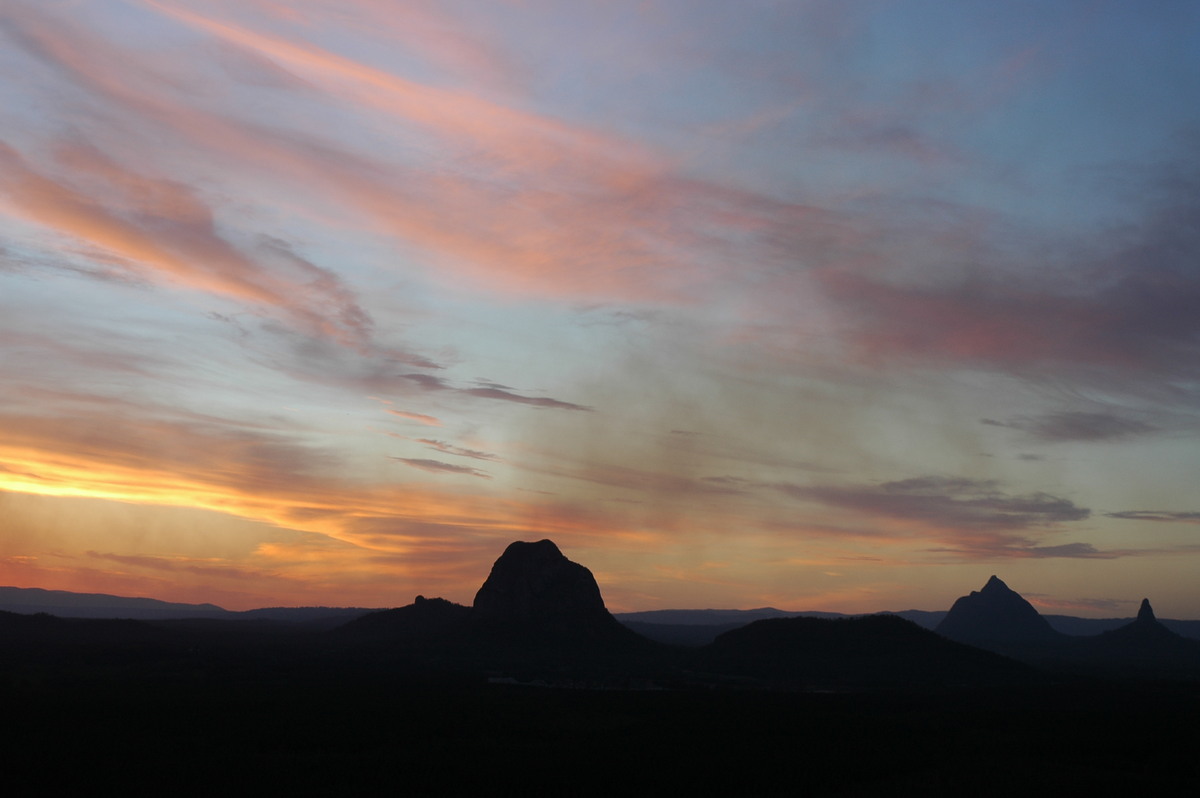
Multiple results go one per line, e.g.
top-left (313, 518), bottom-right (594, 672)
top-left (336, 595), bottom-right (473, 647)
top-left (473, 540), bottom-right (609, 628)
top-left (617, 609), bottom-right (949, 646)
top-left (935, 575), bottom-right (1061, 649)
top-left (692, 613), bottom-right (1030, 689)
top-left (335, 540), bottom-right (649, 679)
top-left (1095, 598), bottom-right (1189, 649)
top-left (1062, 598), bottom-right (1200, 678)
top-left (932, 583), bottom-right (1200, 679)
top-left (7, 549), bottom-right (1200, 686)
top-left (0, 585), bottom-right (231, 620)
top-left (8, 549), bottom-right (1200, 796)
top-left (473, 539), bottom-right (648, 656)
top-left (0, 586), bottom-right (372, 626)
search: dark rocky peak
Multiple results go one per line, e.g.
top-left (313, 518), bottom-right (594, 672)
top-left (935, 575), bottom-right (1059, 645)
top-left (1137, 598), bottom-right (1156, 624)
top-left (1110, 596), bottom-right (1174, 641)
top-left (981, 575), bottom-right (1011, 594)
top-left (473, 539), bottom-right (608, 626)
top-left (1092, 596), bottom-right (1194, 661)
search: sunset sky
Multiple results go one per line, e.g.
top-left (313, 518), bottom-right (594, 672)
top-left (3, 1), bottom-right (1199, 617)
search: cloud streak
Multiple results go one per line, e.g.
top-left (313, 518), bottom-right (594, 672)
top-left (395, 374), bottom-right (590, 412)
top-left (392, 458), bottom-right (492, 479)
top-left (1107, 511), bottom-right (1200, 525)
top-left (812, 161), bottom-right (1200, 397)
top-left (385, 409), bottom-right (442, 426)
top-left (459, 387), bottom-right (592, 412)
top-left (981, 411), bottom-right (1158, 443)
top-left (415, 439), bottom-right (500, 462)
top-left (780, 476), bottom-right (1090, 531)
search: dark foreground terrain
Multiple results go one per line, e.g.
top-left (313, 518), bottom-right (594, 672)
top-left (6, 545), bottom-right (1199, 795)
top-left (6, 674), bottom-right (1199, 796)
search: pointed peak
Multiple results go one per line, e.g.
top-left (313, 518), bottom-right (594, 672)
top-left (1137, 598), bottom-right (1156, 623)
top-left (981, 575), bottom-right (1010, 593)
top-left (935, 574), bottom-right (1058, 643)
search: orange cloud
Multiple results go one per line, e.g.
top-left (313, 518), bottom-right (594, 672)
top-left (385, 408), bottom-right (442, 426)
top-left (0, 397), bottom-right (666, 568)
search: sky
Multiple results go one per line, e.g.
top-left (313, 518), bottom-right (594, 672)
top-left (2, 0), bottom-right (1199, 618)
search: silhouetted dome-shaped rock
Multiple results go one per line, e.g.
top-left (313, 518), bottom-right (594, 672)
top-left (473, 539), bottom-right (606, 623)
top-left (471, 540), bottom-right (642, 650)
top-left (935, 575), bottom-right (1060, 646)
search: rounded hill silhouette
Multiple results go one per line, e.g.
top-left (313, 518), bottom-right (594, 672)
top-left (694, 613), bottom-right (1029, 689)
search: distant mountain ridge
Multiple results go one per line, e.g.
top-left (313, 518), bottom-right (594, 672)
top-left (4, 545), bottom-right (1200, 685)
top-left (5, 579), bottom-right (1200, 639)
top-left (615, 607), bottom-right (843, 625)
top-left (0, 586), bottom-right (372, 626)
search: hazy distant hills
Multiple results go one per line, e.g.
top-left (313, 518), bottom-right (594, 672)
top-left (0, 585), bottom-right (231, 619)
top-left (615, 605), bottom-right (1200, 646)
top-left (1, 541), bottom-right (1040, 690)
top-left (5, 549), bottom-right (1200, 687)
top-left (5, 582), bottom-right (1200, 641)
top-left (0, 585), bottom-right (373, 628)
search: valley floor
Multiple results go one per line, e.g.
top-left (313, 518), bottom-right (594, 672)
top-left (6, 676), bottom-right (1198, 796)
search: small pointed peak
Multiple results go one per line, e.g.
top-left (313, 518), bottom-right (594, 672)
top-left (982, 575), bottom-right (1009, 592)
top-left (1137, 598), bottom-right (1155, 623)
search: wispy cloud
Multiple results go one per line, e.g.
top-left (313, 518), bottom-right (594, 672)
top-left (392, 457), bottom-right (492, 479)
top-left (0, 136), bottom-right (373, 348)
top-left (415, 439), bottom-right (500, 462)
top-left (395, 373), bottom-right (590, 412)
top-left (385, 409), bottom-right (442, 426)
top-left (981, 411), bottom-right (1158, 443)
top-left (779, 476), bottom-right (1090, 531)
top-left (1106, 511), bottom-right (1200, 525)
top-left (86, 550), bottom-right (269, 581)
top-left (812, 160), bottom-right (1200, 397)
top-left (1023, 543), bottom-right (1115, 559)
top-left (459, 387), bottom-right (591, 412)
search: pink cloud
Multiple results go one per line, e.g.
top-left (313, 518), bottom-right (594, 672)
top-left (385, 408), bottom-right (442, 426)
top-left (4, 1), bottom-right (858, 308)
top-left (0, 140), bottom-right (373, 346)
